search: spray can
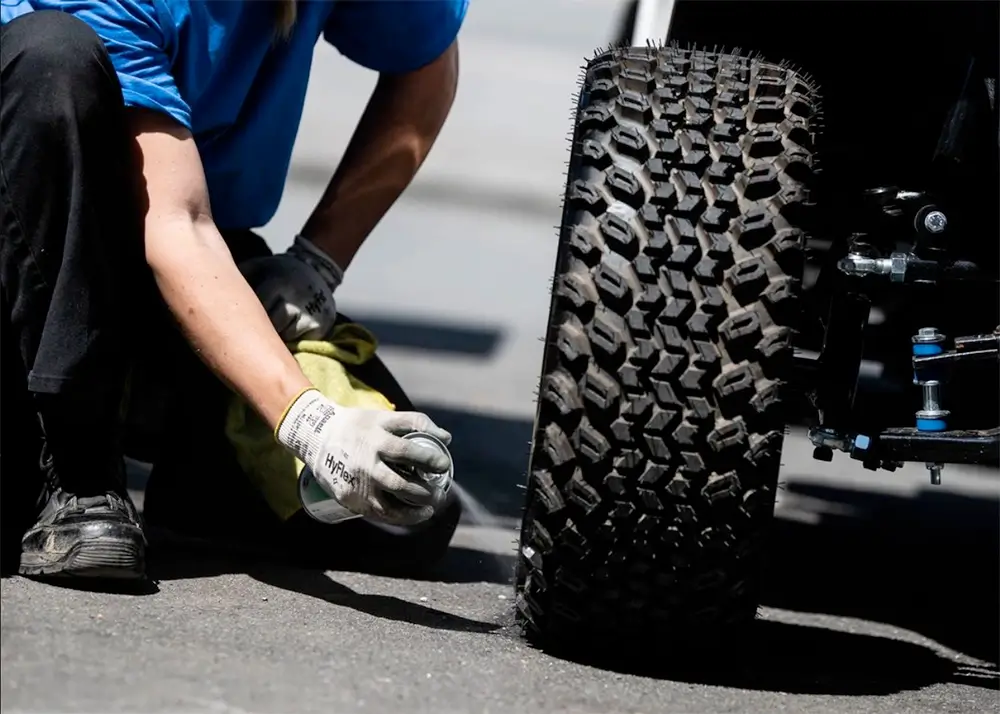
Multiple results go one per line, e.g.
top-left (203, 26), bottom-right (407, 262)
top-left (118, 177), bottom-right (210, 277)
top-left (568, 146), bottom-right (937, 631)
top-left (297, 431), bottom-right (455, 524)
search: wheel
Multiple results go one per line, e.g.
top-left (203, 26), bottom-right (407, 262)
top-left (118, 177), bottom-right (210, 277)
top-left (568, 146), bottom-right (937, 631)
top-left (515, 45), bottom-right (820, 647)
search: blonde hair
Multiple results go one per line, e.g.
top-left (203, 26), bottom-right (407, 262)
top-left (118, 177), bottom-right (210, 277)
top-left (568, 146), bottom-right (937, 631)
top-left (274, 0), bottom-right (297, 40)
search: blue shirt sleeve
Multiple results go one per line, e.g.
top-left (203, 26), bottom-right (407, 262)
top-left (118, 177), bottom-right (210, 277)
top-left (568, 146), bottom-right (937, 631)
top-left (324, 0), bottom-right (469, 74)
top-left (31, 0), bottom-right (191, 129)
top-left (1, 0), bottom-right (35, 24)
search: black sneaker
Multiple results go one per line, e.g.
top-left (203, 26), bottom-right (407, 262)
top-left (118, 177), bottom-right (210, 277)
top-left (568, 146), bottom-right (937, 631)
top-left (19, 484), bottom-right (146, 579)
top-left (18, 409), bottom-right (146, 580)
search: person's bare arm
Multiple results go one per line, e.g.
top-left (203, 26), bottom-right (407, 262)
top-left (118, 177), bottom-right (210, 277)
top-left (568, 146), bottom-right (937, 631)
top-left (130, 109), bottom-right (312, 429)
top-left (299, 40), bottom-right (460, 270)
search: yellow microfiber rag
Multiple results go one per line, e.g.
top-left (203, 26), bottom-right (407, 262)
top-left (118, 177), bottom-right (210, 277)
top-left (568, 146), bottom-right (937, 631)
top-left (224, 322), bottom-right (395, 521)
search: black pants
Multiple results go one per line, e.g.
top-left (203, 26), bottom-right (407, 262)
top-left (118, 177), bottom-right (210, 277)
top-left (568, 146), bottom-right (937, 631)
top-left (0, 11), bottom-right (413, 540)
top-left (1, 11), bottom-right (139, 545)
top-left (1, 11), bottom-right (140, 399)
top-left (0, 11), bottom-right (263, 516)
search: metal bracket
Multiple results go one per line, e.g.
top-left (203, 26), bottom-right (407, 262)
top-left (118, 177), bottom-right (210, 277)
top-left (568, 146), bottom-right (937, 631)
top-left (808, 426), bottom-right (999, 470)
top-left (912, 332), bottom-right (1000, 371)
top-left (876, 427), bottom-right (1000, 467)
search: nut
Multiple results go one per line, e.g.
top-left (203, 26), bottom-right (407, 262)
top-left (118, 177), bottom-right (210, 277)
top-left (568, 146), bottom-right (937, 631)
top-left (914, 326), bottom-right (944, 343)
top-left (889, 252), bottom-right (908, 283)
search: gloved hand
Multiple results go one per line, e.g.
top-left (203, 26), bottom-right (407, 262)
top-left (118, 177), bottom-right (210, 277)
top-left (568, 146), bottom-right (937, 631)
top-left (240, 235), bottom-right (344, 341)
top-left (276, 389), bottom-right (453, 526)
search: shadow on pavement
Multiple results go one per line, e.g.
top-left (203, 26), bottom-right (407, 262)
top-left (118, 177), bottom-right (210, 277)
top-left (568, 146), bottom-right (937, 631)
top-left (431, 543), bottom-right (516, 585)
top-left (342, 311), bottom-right (506, 358)
top-left (147, 547), bottom-right (506, 635)
top-left (763, 481), bottom-right (1000, 668)
top-left (249, 565), bottom-right (503, 634)
top-left (546, 618), bottom-right (980, 696)
top-left (147, 541), bottom-right (514, 587)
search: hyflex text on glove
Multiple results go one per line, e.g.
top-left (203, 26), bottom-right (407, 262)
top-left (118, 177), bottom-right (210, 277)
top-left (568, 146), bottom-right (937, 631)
top-left (240, 235), bottom-right (344, 341)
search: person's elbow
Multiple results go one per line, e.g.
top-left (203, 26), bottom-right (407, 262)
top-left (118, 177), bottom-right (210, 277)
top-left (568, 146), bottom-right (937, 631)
top-left (140, 185), bottom-right (222, 277)
top-left (143, 210), bottom-right (223, 276)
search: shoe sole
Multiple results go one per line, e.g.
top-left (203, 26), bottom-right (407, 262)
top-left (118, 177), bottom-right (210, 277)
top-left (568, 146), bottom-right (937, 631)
top-left (19, 522), bottom-right (146, 580)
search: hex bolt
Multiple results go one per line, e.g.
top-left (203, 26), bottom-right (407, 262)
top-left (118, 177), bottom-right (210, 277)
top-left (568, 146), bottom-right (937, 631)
top-left (923, 210), bottom-right (948, 234)
top-left (918, 378), bottom-right (946, 485)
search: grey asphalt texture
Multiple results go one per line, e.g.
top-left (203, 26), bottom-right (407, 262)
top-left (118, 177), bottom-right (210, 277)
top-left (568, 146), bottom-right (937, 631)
top-left (2, 2), bottom-right (999, 712)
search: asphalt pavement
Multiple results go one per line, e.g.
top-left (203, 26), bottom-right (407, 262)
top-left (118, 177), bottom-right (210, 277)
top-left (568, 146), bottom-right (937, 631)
top-left (2, 2), bottom-right (999, 712)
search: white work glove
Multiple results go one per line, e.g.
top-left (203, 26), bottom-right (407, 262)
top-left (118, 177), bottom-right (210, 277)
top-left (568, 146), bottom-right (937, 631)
top-left (276, 389), bottom-right (453, 526)
top-left (240, 235), bottom-right (344, 341)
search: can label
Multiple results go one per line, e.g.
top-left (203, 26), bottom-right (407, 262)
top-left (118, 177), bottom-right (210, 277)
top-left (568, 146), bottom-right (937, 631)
top-left (297, 467), bottom-right (361, 524)
top-left (296, 431), bottom-right (454, 524)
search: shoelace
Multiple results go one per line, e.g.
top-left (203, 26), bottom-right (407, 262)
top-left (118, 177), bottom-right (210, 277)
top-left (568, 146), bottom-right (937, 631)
top-left (63, 492), bottom-right (131, 519)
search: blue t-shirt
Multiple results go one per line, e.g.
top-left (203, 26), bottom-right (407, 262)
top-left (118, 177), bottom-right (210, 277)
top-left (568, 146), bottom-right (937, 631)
top-left (1, 0), bottom-right (468, 229)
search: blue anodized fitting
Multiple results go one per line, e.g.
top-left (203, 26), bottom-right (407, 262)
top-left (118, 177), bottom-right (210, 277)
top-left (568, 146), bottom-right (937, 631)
top-left (912, 327), bottom-right (949, 432)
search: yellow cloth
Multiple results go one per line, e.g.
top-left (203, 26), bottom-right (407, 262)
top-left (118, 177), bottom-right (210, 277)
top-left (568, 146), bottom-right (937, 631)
top-left (224, 323), bottom-right (395, 521)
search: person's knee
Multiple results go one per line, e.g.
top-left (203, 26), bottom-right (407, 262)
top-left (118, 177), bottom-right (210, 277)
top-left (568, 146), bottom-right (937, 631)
top-left (3, 11), bottom-right (121, 122)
